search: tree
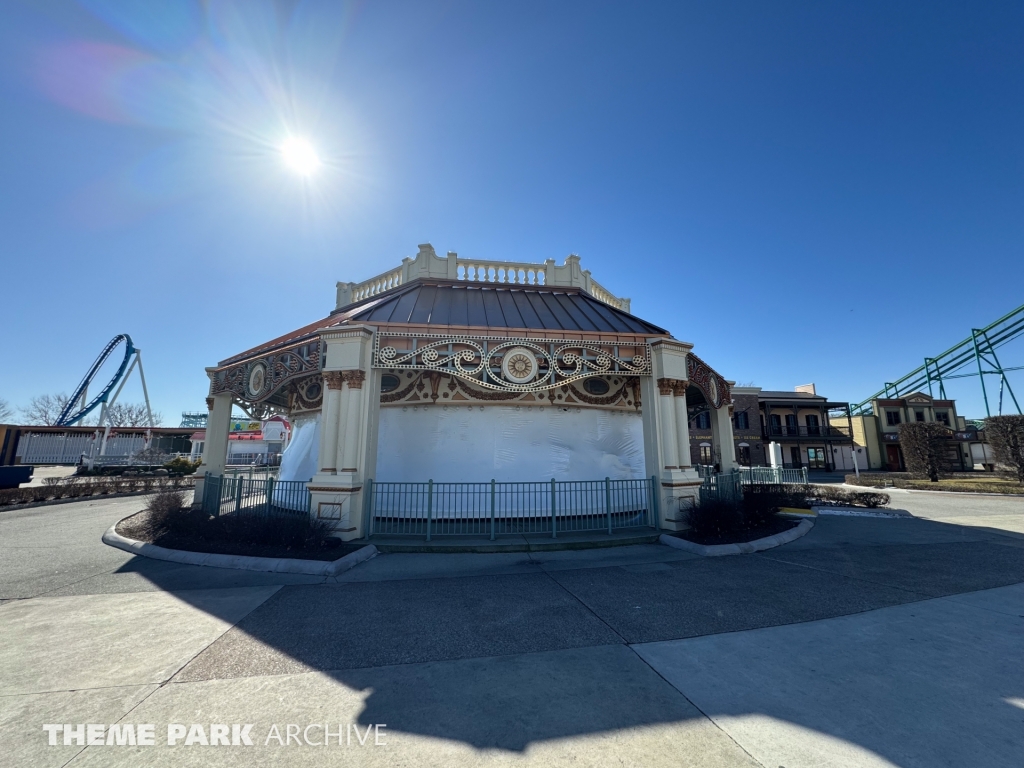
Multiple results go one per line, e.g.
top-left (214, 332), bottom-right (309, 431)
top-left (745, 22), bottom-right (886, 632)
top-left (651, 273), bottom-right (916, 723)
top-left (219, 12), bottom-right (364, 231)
top-left (20, 393), bottom-right (71, 426)
top-left (897, 422), bottom-right (950, 481)
top-left (105, 402), bottom-right (163, 427)
top-left (0, 398), bottom-right (12, 422)
top-left (984, 415), bottom-right (1024, 484)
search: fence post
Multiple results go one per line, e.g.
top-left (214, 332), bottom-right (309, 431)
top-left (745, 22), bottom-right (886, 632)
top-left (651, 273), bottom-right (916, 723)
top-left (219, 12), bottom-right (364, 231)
top-left (201, 471), bottom-right (210, 513)
top-left (550, 478), bottom-right (557, 539)
top-left (802, 467), bottom-right (809, 484)
top-left (364, 478), bottom-right (374, 535)
top-left (490, 479), bottom-right (496, 541)
top-left (234, 476), bottom-right (243, 515)
top-left (266, 477), bottom-right (275, 515)
top-left (650, 475), bottom-right (660, 529)
top-left (426, 479), bottom-right (433, 542)
top-left (605, 477), bottom-right (612, 534)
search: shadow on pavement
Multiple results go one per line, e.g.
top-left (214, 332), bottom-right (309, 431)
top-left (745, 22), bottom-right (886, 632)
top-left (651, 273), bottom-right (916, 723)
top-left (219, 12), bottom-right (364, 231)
top-left (110, 513), bottom-right (1024, 763)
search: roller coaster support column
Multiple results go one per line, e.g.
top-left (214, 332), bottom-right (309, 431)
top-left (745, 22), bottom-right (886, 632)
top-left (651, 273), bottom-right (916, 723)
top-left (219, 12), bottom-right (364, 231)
top-left (193, 391), bottom-right (232, 507)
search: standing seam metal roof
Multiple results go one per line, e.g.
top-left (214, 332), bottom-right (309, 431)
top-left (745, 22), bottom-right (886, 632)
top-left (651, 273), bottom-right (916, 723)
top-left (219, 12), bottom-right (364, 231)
top-left (346, 281), bottom-right (667, 335)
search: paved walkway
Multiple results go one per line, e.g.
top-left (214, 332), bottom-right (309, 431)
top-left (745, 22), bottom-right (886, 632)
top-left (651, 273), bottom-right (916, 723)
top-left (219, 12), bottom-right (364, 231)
top-left (1, 494), bottom-right (1022, 766)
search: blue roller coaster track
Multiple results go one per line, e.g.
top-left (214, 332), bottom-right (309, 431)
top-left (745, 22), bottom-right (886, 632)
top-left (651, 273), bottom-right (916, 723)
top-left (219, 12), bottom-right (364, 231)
top-left (851, 302), bottom-right (1024, 417)
top-left (55, 335), bottom-right (136, 427)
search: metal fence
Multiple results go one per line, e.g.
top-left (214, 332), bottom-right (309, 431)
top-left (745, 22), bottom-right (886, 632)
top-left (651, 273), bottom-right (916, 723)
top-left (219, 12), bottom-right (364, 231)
top-left (700, 465), bottom-right (810, 504)
top-left (699, 470), bottom-right (743, 503)
top-left (367, 477), bottom-right (657, 540)
top-left (15, 432), bottom-right (148, 465)
top-left (200, 473), bottom-right (310, 517)
top-left (739, 466), bottom-right (809, 485)
top-left (225, 452), bottom-right (282, 467)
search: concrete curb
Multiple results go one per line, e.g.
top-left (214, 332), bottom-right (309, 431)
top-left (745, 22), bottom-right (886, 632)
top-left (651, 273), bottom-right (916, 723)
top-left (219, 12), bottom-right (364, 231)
top-left (660, 518), bottom-right (814, 557)
top-left (101, 524), bottom-right (377, 576)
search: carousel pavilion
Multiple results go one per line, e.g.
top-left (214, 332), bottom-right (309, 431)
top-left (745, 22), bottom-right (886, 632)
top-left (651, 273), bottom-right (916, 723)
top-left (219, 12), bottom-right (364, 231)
top-left (194, 245), bottom-right (738, 540)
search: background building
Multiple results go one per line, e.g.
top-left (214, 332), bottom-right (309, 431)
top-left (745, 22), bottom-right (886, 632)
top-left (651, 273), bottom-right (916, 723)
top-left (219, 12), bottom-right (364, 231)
top-left (842, 393), bottom-right (990, 471)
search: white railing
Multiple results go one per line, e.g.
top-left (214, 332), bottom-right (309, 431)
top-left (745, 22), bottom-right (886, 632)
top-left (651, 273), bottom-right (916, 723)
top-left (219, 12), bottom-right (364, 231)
top-left (336, 245), bottom-right (630, 312)
top-left (587, 278), bottom-right (630, 312)
top-left (348, 264), bottom-right (405, 303)
top-left (455, 260), bottom-right (546, 285)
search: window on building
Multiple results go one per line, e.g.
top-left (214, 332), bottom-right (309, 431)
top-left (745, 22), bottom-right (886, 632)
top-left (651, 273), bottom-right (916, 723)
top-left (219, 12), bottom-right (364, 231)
top-left (694, 411), bottom-right (711, 430)
top-left (935, 410), bottom-right (950, 426)
top-left (785, 414), bottom-right (797, 427)
top-left (806, 414), bottom-right (820, 435)
top-left (886, 410), bottom-right (901, 426)
top-left (915, 410), bottom-right (925, 422)
top-left (734, 412), bottom-right (749, 430)
top-left (737, 445), bottom-right (751, 465)
top-left (699, 444), bottom-right (713, 465)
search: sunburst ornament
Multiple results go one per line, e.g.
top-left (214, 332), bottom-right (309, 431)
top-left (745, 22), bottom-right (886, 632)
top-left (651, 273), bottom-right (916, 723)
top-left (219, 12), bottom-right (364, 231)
top-left (502, 347), bottom-right (537, 384)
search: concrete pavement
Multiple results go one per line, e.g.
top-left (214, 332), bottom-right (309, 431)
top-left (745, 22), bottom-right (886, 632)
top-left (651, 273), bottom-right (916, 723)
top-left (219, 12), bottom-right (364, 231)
top-left (1, 491), bottom-right (1022, 766)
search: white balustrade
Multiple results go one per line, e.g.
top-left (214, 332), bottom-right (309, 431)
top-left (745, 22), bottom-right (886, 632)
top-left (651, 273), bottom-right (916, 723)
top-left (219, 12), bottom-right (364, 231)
top-left (456, 261), bottom-right (546, 285)
top-left (337, 246), bottom-right (630, 311)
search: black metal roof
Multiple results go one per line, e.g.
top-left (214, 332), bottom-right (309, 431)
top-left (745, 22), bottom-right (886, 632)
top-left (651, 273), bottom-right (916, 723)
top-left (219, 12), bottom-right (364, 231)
top-left (339, 280), bottom-right (668, 335)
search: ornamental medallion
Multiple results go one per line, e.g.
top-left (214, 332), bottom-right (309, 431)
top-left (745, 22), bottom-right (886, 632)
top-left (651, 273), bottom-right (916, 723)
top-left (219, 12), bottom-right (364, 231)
top-left (501, 347), bottom-right (537, 384)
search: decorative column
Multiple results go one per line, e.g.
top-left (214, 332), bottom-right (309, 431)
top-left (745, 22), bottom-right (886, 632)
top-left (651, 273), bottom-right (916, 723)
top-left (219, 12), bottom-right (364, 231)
top-left (193, 391), bottom-right (232, 506)
top-left (307, 326), bottom-right (378, 541)
top-left (318, 372), bottom-right (345, 473)
top-left (714, 402), bottom-right (738, 471)
top-left (656, 378), bottom-right (679, 470)
top-left (673, 380), bottom-right (691, 467)
top-left (339, 370), bottom-right (366, 472)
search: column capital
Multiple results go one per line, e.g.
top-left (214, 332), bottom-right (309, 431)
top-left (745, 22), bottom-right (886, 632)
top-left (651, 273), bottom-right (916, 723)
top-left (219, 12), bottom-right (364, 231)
top-left (343, 370), bottom-right (366, 389)
top-left (672, 380), bottom-right (689, 397)
top-left (205, 397), bottom-right (214, 411)
top-left (657, 378), bottom-right (677, 396)
top-left (324, 371), bottom-right (346, 390)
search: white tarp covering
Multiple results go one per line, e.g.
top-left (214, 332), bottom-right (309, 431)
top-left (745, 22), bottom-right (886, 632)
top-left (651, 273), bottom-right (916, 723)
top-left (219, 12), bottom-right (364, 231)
top-left (375, 405), bottom-right (646, 483)
top-left (277, 413), bottom-right (319, 485)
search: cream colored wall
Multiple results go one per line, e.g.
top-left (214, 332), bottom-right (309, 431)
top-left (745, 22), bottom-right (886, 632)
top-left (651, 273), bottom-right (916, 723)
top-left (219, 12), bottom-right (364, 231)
top-left (847, 415), bottom-right (883, 470)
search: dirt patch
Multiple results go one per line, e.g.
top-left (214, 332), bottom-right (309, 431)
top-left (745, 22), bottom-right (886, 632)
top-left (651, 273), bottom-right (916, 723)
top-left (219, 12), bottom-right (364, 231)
top-left (116, 509), bottom-right (365, 562)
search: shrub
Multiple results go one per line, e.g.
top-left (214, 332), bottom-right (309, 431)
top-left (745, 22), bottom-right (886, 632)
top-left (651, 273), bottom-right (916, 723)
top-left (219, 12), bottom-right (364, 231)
top-left (164, 457), bottom-right (201, 476)
top-left (985, 415), bottom-right (1024, 484)
top-left (897, 422), bottom-right (951, 481)
top-left (146, 488), bottom-right (188, 521)
top-left (687, 493), bottom-right (781, 536)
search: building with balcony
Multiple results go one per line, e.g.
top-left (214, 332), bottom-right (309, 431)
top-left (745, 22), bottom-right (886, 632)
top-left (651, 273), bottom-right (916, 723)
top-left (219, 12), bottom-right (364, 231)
top-left (687, 384), bottom-right (858, 471)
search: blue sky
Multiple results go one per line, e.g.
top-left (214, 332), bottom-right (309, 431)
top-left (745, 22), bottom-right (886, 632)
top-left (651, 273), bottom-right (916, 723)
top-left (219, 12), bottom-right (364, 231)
top-left (1, 0), bottom-right (1022, 423)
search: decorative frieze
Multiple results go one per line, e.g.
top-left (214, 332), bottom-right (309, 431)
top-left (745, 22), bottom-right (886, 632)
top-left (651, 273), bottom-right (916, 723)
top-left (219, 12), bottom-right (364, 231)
top-left (373, 332), bottom-right (651, 394)
top-left (210, 339), bottom-right (321, 406)
top-left (686, 352), bottom-right (730, 410)
top-left (379, 370), bottom-right (640, 410)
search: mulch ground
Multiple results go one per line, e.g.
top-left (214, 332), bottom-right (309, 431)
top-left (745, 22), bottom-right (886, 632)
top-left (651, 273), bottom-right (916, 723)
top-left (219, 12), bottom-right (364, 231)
top-left (116, 509), bottom-right (365, 562)
top-left (671, 516), bottom-right (800, 546)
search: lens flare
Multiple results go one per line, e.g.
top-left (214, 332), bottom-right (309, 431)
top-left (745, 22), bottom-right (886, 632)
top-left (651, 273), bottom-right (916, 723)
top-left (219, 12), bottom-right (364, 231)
top-left (280, 137), bottom-right (320, 175)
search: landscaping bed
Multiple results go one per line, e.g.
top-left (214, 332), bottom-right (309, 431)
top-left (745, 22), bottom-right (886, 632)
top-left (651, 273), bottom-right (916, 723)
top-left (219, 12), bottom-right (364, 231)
top-left (844, 473), bottom-right (1024, 495)
top-left (115, 490), bottom-right (363, 562)
top-left (671, 483), bottom-right (888, 547)
top-left (673, 515), bottom-right (799, 546)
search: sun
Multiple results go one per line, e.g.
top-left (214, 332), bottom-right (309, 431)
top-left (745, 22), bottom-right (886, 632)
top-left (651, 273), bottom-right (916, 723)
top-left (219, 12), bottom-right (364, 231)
top-left (280, 137), bottom-right (320, 176)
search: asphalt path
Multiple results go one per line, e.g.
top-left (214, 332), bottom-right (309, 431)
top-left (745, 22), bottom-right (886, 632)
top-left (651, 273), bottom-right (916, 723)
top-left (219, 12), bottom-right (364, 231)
top-left (1, 492), bottom-right (1022, 767)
